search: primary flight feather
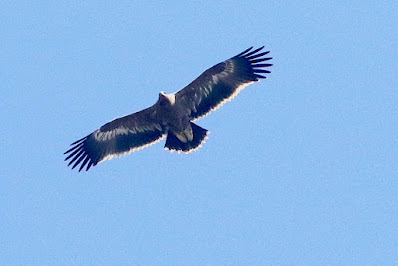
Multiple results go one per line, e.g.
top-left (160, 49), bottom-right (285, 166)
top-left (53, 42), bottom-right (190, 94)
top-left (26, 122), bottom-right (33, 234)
top-left (65, 47), bottom-right (272, 171)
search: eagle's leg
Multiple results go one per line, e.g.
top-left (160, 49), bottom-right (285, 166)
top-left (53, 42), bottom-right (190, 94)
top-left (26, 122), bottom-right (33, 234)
top-left (164, 122), bottom-right (208, 153)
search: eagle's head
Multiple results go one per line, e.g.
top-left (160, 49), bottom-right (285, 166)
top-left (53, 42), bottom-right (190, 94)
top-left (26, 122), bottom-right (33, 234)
top-left (158, 91), bottom-right (176, 106)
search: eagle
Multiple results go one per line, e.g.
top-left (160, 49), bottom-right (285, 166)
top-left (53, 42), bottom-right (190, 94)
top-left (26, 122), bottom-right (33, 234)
top-left (65, 47), bottom-right (272, 171)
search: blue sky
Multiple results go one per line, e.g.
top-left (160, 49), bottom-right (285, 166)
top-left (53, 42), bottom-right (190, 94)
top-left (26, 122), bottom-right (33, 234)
top-left (1, 1), bottom-right (397, 264)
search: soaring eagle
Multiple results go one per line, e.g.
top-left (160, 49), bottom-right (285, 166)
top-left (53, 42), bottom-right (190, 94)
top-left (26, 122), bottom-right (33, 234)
top-left (65, 47), bottom-right (272, 171)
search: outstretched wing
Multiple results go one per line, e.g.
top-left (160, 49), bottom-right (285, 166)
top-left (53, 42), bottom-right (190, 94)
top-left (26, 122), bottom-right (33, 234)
top-left (176, 46), bottom-right (272, 120)
top-left (64, 105), bottom-right (165, 171)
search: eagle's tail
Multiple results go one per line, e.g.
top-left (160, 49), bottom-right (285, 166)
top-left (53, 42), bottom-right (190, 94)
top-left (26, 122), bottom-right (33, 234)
top-left (164, 122), bottom-right (208, 153)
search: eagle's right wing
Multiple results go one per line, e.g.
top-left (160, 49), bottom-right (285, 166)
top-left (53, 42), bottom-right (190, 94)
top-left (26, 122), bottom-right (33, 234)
top-left (176, 47), bottom-right (272, 120)
top-left (64, 105), bottom-right (165, 171)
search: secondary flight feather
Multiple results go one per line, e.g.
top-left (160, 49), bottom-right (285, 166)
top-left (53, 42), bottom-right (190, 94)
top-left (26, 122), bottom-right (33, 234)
top-left (65, 47), bottom-right (272, 171)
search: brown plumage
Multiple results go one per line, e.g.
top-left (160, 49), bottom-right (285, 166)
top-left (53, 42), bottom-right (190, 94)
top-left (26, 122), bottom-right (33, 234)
top-left (65, 47), bottom-right (272, 171)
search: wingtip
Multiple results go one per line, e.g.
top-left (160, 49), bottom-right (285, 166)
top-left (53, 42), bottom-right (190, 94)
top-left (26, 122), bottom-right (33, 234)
top-left (70, 134), bottom-right (90, 145)
top-left (235, 47), bottom-right (253, 57)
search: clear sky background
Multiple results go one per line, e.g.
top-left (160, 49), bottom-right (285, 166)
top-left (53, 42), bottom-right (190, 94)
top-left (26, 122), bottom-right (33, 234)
top-left (1, 1), bottom-right (397, 264)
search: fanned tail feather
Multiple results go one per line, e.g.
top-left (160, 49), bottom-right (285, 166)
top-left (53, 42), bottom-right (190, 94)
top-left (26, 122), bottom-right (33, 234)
top-left (165, 122), bottom-right (208, 153)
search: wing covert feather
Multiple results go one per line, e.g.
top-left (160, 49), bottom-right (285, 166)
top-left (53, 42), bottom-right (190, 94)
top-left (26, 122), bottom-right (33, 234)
top-left (64, 105), bottom-right (165, 171)
top-left (176, 47), bottom-right (272, 120)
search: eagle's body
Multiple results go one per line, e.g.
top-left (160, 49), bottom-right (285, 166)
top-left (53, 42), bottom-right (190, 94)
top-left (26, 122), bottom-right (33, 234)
top-left (65, 47), bottom-right (272, 171)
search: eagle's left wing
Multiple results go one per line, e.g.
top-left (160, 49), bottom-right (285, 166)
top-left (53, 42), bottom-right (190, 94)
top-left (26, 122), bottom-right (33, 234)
top-left (176, 46), bottom-right (272, 120)
top-left (64, 105), bottom-right (165, 171)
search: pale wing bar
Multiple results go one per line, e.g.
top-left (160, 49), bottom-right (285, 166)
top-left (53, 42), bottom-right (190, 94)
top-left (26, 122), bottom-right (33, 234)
top-left (64, 108), bottom-right (165, 171)
top-left (176, 46), bottom-right (272, 120)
